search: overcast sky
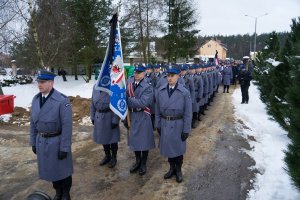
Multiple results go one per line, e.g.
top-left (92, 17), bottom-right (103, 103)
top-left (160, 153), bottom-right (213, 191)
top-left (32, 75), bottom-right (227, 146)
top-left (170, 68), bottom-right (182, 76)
top-left (196, 0), bottom-right (300, 35)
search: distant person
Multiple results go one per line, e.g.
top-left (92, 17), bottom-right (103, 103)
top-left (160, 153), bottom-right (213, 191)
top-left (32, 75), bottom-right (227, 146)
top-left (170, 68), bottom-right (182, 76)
top-left (30, 70), bottom-right (73, 200)
top-left (238, 65), bottom-right (252, 104)
top-left (90, 85), bottom-right (120, 168)
top-left (222, 64), bottom-right (233, 93)
top-left (60, 69), bottom-right (67, 82)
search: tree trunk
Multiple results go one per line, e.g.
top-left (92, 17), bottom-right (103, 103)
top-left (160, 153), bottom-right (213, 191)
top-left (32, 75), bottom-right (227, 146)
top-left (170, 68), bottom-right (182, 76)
top-left (28, 0), bottom-right (44, 68)
top-left (74, 64), bottom-right (78, 80)
top-left (0, 84), bottom-right (3, 95)
top-left (138, 0), bottom-right (147, 64)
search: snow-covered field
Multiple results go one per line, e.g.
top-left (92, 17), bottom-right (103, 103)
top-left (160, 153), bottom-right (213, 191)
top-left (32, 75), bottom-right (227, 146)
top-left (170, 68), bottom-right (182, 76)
top-left (2, 75), bottom-right (97, 108)
top-left (232, 83), bottom-right (300, 200)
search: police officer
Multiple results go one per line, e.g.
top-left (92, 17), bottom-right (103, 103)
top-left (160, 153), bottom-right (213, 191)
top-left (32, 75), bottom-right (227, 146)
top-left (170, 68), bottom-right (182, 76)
top-left (126, 64), bottom-right (155, 176)
top-left (222, 63), bottom-right (233, 93)
top-left (155, 64), bottom-right (192, 183)
top-left (30, 70), bottom-right (73, 200)
top-left (90, 85), bottom-right (120, 168)
top-left (145, 64), bottom-right (156, 127)
top-left (188, 64), bottom-right (203, 128)
top-left (238, 64), bottom-right (252, 104)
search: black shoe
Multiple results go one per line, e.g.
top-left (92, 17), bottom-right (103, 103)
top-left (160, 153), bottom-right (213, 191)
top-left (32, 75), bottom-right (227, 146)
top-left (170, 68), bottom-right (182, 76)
top-left (139, 164), bottom-right (147, 175)
top-left (192, 120), bottom-right (197, 129)
top-left (175, 170), bottom-right (183, 183)
top-left (164, 163), bottom-right (175, 179)
top-left (61, 188), bottom-right (71, 200)
top-left (241, 102), bottom-right (245, 104)
top-left (197, 113), bottom-right (201, 121)
top-left (130, 160), bottom-right (141, 173)
top-left (53, 188), bottom-right (62, 200)
top-left (108, 157), bottom-right (117, 168)
top-left (227, 91), bottom-right (229, 93)
top-left (99, 156), bottom-right (110, 166)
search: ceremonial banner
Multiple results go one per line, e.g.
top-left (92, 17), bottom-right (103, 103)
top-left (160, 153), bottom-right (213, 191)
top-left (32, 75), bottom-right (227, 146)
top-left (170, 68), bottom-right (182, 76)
top-left (95, 14), bottom-right (127, 120)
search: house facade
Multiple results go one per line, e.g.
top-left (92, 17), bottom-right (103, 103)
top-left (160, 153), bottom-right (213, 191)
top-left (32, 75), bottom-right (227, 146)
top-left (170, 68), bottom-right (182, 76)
top-left (197, 39), bottom-right (227, 60)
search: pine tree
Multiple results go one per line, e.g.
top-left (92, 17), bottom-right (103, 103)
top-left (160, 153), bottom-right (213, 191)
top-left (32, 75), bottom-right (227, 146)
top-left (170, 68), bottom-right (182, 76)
top-left (284, 17), bottom-right (300, 190)
top-left (166, 0), bottom-right (198, 62)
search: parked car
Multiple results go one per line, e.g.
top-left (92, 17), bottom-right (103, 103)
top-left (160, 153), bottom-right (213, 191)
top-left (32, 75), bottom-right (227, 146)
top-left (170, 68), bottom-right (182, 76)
top-left (0, 68), bottom-right (7, 75)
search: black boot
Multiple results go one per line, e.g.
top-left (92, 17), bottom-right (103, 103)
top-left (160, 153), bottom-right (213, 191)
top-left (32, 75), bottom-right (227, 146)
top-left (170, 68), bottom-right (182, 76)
top-left (197, 110), bottom-right (201, 121)
top-left (108, 143), bottom-right (118, 168)
top-left (139, 151), bottom-right (148, 175)
top-left (201, 106), bottom-right (205, 115)
top-left (99, 144), bottom-right (111, 166)
top-left (164, 158), bottom-right (175, 179)
top-left (61, 176), bottom-right (72, 200)
top-left (52, 181), bottom-right (62, 200)
top-left (192, 112), bottom-right (197, 129)
top-left (130, 151), bottom-right (141, 173)
top-left (61, 187), bottom-right (71, 200)
top-left (175, 156), bottom-right (183, 183)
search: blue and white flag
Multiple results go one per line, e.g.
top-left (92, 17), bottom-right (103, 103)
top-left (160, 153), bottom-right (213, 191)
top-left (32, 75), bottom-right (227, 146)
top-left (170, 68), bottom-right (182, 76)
top-left (95, 13), bottom-right (127, 120)
top-left (95, 46), bottom-right (111, 93)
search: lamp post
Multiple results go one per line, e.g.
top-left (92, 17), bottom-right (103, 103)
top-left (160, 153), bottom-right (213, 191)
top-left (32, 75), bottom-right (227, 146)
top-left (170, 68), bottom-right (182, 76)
top-left (245, 13), bottom-right (268, 55)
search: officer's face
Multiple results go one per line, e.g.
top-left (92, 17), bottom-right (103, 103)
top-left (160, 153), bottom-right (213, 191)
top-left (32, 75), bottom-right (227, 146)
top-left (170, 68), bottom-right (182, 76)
top-left (134, 71), bottom-right (145, 81)
top-left (146, 68), bottom-right (152, 74)
top-left (180, 70), bottom-right (186, 76)
top-left (154, 68), bottom-right (160, 73)
top-left (196, 68), bottom-right (201, 73)
top-left (189, 69), bottom-right (195, 74)
top-left (37, 80), bottom-right (54, 94)
top-left (167, 73), bottom-right (179, 86)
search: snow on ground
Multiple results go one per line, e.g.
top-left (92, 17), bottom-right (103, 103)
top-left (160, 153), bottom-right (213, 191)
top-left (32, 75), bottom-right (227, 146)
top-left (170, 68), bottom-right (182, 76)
top-left (232, 83), bottom-right (300, 200)
top-left (2, 75), bottom-right (97, 109)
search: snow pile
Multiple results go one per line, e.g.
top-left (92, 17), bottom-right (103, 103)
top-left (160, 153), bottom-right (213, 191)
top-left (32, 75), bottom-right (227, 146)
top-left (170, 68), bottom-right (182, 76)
top-left (232, 84), bottom-right (300, 200)
top-left (0, 114), bottom-right (11, 122)
top-left (2, 75), bottom-right (97, 109)
top-left (266, 58), bottom-right (282, 67)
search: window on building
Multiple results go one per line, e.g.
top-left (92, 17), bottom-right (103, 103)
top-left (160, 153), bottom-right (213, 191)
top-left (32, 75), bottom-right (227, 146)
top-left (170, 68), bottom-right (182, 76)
top-left (208, 44), bottom-right (211, 48)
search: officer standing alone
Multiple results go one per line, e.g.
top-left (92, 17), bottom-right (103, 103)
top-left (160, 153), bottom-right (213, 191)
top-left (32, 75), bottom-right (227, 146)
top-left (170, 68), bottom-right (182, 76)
top-left (30, 70), bottom-right (73, 200)
top-left (155, 65), bottom-right (192, 183)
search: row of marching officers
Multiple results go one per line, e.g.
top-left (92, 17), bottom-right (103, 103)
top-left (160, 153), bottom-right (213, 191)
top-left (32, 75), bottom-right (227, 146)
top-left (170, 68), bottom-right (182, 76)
top-left (90, 63), bottom-right (222, 184)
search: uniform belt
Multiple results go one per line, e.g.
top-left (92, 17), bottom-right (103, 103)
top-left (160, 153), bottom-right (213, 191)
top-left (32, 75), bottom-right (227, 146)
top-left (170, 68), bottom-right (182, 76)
top-left (96, 108), bottom-right (111, 113)
top-left (129, 108), bottom-right (144, 112)
top-left (39, 132), bottom-right (61, 138)
top-left (161, 115), bottom-right (183, 120)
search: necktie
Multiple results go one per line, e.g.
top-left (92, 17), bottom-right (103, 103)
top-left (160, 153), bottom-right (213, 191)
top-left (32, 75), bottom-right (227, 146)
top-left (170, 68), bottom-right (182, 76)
top-left (42, 96), bottom-right (46, 105)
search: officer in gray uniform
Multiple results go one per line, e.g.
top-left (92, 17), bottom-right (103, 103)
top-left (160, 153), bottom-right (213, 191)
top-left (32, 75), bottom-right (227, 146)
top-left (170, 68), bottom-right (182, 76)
top-left (145, 63), bottom-right (156, 127)
top-left (155, 64), bottom-right (192, 183)
top-left (189, 64), bottom-right (203, 124)
top-left (198, 64), bottom-right (209, 117)
top-left (30, 70), bottom-right (73, 200)
top-left (90, 86), bottom-right (120, 168)
top-left (126, 64), bottom-right (155, 176)
top-left (222, 64), bottom-right (233, 93)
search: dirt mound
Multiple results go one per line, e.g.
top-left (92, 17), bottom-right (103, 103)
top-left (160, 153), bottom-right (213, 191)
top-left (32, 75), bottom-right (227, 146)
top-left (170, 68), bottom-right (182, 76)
top-left (4, 96), bottom-right (91, 125)
top-left (69, 96), bottom-right (91, 122)
top-left (10, 107), bottom-right (30, 125)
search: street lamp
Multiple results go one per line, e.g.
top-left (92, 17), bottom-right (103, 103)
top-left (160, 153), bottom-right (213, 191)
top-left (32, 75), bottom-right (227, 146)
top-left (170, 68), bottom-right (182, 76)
top-left (245, 13), bottom-right (268, 55)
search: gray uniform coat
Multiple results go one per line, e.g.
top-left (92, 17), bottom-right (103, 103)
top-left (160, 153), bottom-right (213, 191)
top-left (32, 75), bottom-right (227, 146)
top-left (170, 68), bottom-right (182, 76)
top-left (200, 72), bottom-right (209, 105)
top-left (155, 82), bottom-right (192, 158)
top-left (30, 89), bottom-right (73, 182)
top-left (90, 86), bottom-right (120, 144)
top-left (127, 78), bottom-right (155, 151)
top-left (145, 72), bottom-right (156, 114)
top-left (222, 67), bottom-right (233, 86)
top-left (191, 74), bottom-right (203, 112)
